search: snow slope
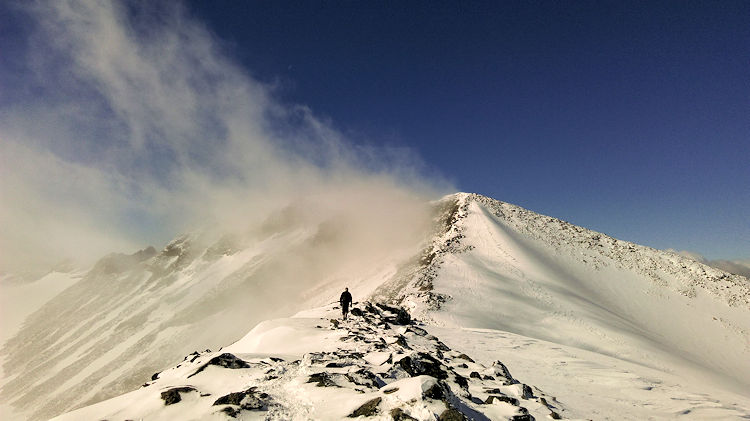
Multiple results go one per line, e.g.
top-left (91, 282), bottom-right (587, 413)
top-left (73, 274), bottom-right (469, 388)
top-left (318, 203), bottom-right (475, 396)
top-left (385, 193), bottom-right (750, 416)
top-left (0, 202), bottom-right (427, 421)
top-left (0, 271), bottom-right (83, 420)
top-left (5, 192), bottom-right (750, 420)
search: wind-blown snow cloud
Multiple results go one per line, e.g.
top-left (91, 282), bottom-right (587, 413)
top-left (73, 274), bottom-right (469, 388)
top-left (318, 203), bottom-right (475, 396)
top-left (0, 0), bottom-right (447, 277)
top-left (666, 250), bottom-right (750, 278)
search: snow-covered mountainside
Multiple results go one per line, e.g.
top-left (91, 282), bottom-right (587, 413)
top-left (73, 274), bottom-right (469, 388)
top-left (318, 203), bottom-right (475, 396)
top-left (3, 192), bottom-right (750, 420)
top-left (0, 203), bottom-right (427, 421)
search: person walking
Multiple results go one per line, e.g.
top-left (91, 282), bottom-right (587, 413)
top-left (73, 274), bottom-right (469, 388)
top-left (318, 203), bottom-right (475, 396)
top-left (339, 287), bottom-right (353, 320)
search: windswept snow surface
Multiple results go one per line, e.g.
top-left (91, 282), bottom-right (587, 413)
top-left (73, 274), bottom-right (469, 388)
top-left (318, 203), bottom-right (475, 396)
top-left (6, 192), bottom-right (750, 420)
top-left (393, 193), bottom-right (750, 417)
top-left (1, 204), bottom-right (427, 421)
top-left (52, 303), bottom-right (566, 421)
top-left (0, 271), bottom-right (83, 420)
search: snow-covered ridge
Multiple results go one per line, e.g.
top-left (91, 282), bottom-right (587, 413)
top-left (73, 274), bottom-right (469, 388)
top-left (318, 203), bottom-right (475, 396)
top-left (390, 193), bottom-right (750, 398)
top-left (465, 193), bottom-right (749, 308)
top-left (53, 303), bottom-right (565, 420)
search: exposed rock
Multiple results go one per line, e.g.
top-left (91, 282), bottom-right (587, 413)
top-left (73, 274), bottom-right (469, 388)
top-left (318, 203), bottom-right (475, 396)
top-left (469, 371), bottom-right (481, 379)
top-left (521, 384), bottom-right (534, 399)
top-left (391, 407), bottom-right (417, 420)
top-left (209, 353), bottom-right (250, 369)
top-left (397, 353), bottom-right (448, 379)
top-left (307, 372), bottom-right (339, 387)
top-left (346, 369), bottom-right (380, 389)
top-left (395, 335), bottom-right (411, 349)
top-left (222, 406), bottom-right (240, 418)
top-left (351, 307), bottom-right (363, 317)
top-left (160, 386), bottom-right (196, 405)
top-left (213, 388), bottom-right (267, 410)
top-left (151, 372), bottom-right (160, 381)
top-left (188, 353), bottom-right (250, 378)
top-left (408, 326), bottom-right (428, 336)
top-left (424, 382), bottom-right (445, 400)
top-left (486, 395), bottom-right (519, 405)
top-left (348, 397), bottom-right (382, 417)
top-left (455, 353), bottom-right (475, 363)
top-left (375, 303), bottom-right (411, 325)
top-left (439, 408), bottom-right (467, 420)
top-left (453, 373), bottom-right (468, 389)
top-left (434, 340), bottom-right (451, 351)
top-left (493, 360), bottom-right (516, 383)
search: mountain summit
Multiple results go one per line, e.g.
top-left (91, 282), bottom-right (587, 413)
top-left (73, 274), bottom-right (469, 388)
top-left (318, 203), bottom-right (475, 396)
top-left (2, 193), bottom-right (749, 420)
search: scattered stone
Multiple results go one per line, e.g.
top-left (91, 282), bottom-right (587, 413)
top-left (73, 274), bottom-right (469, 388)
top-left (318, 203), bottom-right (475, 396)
top-left (222, 406), bottom-right (240, 418)
top-left (493, 360), bottom-right (516, 383)
top-left (345, 369), bottom-right (380, 389)
top-left (434, 341), bottom-right (451, 351)
top-left (455, 353), bottom-right (475, 363)
top-left (188, 353), bottom-right (250, 378)
top-left (391, 407), bottom-right (417, 420)
top-left (408, 326), bottom-right (428, 336)
top-left (330, 319), bottom-right (340, 328)
top-left (351, 307), bottom-right (363, 317)
top-left (307, 372), bottom-right (339, 387)
top-left (454, 373), bottom-right (469, 389)
top-left (483, 375), bottom-right (495, 380)
top-left (213, 388), bottom-right (266, 410)
top-left (511, 414), bottom-right (534, 421)
top-left (469, 371), bottom-right (481, 379)
top-left (439, 408), bottom-right (467, 420)
top-left (375, 303), bottom-right (411, 325)
top-left (486, 395), bottom-right (519, 405)
top-left (457, 363), bottom-right (468, 369)
top-left (151, 372), bottom-right (160, 381)
top-left (521, 384), bottom-right (534, 399)
top-left (365, 302), bottom-right (380, 315)
top-left (550, 410), bottom-right (562, 419)
top-left (348, 397), bottom-right (382, 417)
top-left (424, 382), bottom-right (445, 400)
top-left (395, 335), bottom-right (411, 349)
top-left (160, 386), bottom-right (196, 405)
top-left (383, 387), bottom-right (399, 394)
top-left (398, 353), bottom-right (448, 379)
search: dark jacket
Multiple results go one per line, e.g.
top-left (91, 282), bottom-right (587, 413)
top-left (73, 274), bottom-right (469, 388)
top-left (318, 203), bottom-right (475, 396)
top-left (339, 291), bottom-right (352, 307)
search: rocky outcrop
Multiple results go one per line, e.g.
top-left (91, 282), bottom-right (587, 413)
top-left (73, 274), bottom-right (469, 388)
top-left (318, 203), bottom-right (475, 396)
top-left (55, 301), bottom-right (567, 420)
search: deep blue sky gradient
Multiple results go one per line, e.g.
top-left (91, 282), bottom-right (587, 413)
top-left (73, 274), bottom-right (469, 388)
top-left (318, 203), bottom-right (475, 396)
top-left (184, 1), bottom-right (749, 259)
top-left (2, 1), bottom-right (746, 260)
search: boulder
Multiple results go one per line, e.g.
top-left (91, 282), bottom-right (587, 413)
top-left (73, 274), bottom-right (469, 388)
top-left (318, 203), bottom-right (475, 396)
top-left (397, 353), bottom-right (448, 379)
top-left (160, 386), bottom-right (196, 405)
top-left (348, 397), bottom-right (382, 417)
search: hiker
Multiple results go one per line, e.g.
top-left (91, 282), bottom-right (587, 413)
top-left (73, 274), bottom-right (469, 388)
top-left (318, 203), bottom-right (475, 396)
top-left (339, 287), bottom-right (353, 320)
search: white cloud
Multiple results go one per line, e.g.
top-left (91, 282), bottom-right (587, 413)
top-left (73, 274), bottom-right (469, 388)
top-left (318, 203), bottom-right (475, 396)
top-left (666, 250), bottom-right (750, 278)
top-left (0, 0), bottom-right (449, 277)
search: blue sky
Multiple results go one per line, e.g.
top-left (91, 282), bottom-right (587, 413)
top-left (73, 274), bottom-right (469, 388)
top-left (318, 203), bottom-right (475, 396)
top-left (185, 1), bottom-right (750, 259)
top-left (0, 1), bottom-right (748, 273)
